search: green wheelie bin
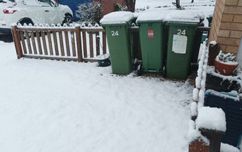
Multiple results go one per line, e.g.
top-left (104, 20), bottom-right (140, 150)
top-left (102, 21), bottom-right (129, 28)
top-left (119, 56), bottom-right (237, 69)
top-left (100, 12), bottom-right (135, 75)
top-left (166, 20), bottom-right (199, 80)
top-left (137, 15), bottom-right (166, 73)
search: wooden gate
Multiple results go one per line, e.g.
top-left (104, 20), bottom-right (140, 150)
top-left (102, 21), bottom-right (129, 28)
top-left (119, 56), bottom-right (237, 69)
top-left (12, 24), bottom-right (109, 62)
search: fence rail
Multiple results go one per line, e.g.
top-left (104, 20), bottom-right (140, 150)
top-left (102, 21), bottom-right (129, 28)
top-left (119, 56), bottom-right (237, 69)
top-left (12, 24), bottom-right (109, 62)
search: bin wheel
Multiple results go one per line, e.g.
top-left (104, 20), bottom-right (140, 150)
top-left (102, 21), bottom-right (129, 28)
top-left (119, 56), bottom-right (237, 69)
top-left (133, 58), bottom-right (139, 70)
top-left (136, 64), bottom-right (143, 76)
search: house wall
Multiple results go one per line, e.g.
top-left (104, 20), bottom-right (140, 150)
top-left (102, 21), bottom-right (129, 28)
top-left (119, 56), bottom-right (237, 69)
top-left (209, 0), bottom-right (242, 54)
top-left (96, 0), bottom-right (126, 15)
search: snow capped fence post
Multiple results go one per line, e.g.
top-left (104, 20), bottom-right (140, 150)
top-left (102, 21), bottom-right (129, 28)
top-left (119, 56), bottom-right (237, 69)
top-left (196, 107), bottom-right (226, 152)
top-left (208, 42), bottom-right (220, 66)
top-left (12, 25), bottom-right (23, 59)
top-left (75, 25), bottom-right (83, 62)
top-left (188, 41), bottom-right (227, 152)
top-left (102, 32), bottom-right (107, 54)
top-left (189, 138), bottom-right (209, 152)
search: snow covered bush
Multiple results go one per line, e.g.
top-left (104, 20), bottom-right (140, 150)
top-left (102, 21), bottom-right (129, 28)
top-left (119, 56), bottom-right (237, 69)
top-left (214, 51), bottom-right (239, 75)
top-left (217, 51), bottom-right (237, 63)
top-left (114, 3), bottom-right (128, 11)
top-left (76, 1), bottom-right (102, 23)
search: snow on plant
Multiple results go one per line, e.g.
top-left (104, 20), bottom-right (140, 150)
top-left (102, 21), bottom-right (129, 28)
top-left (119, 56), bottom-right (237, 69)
top-left (216, 51), bottom-right (237, 63)
top-left (114, 3), bottom-right (128, 11)
top-left (76, 1), bottom-right (102, 23)
top-left (215, 50), bottom-right (239, 75)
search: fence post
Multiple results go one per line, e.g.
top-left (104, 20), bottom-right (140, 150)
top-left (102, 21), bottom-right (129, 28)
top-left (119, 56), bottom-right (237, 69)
top-left (11, 25), bottom-right (23, 59)
top-left (102, 31), bottom-right (107, 54)
top-left (75, 26), bottom-right (83, 62)
top-left (189, 138), bottom-right (209, 152)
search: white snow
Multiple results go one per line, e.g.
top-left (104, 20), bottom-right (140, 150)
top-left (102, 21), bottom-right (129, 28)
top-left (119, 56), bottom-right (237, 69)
top-left (197, 68), bottom-right (202, 77)
top-left (195, 41), bottom-right (209, 108)
top-left (100, 11), bottom-right (134, 25)
top-left (192, 88), bottom-right (199, 101)
top-left (136, 0), bottom-right (215, 10)
top-left (187, 120), bottom-right (209, 144)
top-left (207, 66), bottom-right (241, 83)
top-left (240, 140), bottom-right (242, 151)
top-left (198, 90), bottom-right (205, 106)
top-left (209, 41), bottom-right (217, 45)
top-left (196, 107), bottom-right (226, 132)
top-left (187, 120), bottom-right (200, 141)
top-left (215, 56), bottom-right (239, 65)
top-left (205, 89), bottom-right (240, 102)
top-left (136, 9), bottom-right (167, 22)
top-left (190, 102), bottom-right (198, 117)
top-left (135, 0), bottom-right (216, 23)
top-left (220, 143), bottom-right (240, 152)
top-left (164, 9), bottom-right (202, 22)
top-left (195, 76), bottom-right (201, 89)
top-left (136, 9), bottom-right (202, 23)
top-left (201, 79), bottom-right (206, 90)
top-left (0, 40), bottom-right (193, 152)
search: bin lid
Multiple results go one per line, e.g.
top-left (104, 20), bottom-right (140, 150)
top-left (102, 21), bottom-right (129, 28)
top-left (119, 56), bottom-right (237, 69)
top-left (136, 10), bottom-right (167, 23)
top-left (136, 9), bottom-right (204, 23)
top-left (165, 10), bottom-right (203, 23)
top-left (100, 11), bottom-right (135, 25)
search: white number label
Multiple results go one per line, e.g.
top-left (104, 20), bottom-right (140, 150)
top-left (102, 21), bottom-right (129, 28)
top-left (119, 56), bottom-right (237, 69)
top-left (177, 29), bottom-right (186, 36)
top-left (111, 31), bottom-right (119, 37)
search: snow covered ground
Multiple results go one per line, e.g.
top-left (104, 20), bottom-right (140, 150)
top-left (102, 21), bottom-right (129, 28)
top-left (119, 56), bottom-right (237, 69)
top-left (0, 40), bottom-right (193, 152)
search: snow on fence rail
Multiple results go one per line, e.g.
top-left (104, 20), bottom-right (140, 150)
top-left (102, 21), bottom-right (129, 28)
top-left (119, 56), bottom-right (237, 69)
top-left (191, 41), bottom-right (209, 120)
top-left (11, 24), bottom-right (108, 62)
top-left (188, 40), bottom-right (209, 140)
top-left (188, 41), bottom-right (211, 151)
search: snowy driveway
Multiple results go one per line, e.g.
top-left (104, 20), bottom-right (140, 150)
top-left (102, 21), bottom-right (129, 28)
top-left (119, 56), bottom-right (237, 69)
top-left (0, 41), bottom-right (192, 152)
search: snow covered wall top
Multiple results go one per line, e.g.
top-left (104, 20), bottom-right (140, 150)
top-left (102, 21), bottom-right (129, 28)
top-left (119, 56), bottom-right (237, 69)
top-left (196, 107), bottom-right (226, 132)
top-left (100, 11), bottom-right (135, 25)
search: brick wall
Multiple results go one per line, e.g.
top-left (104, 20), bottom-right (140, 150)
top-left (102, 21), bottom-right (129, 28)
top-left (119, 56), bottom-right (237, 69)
top-left (96, 0), bottom-right (126, 15)
top-left (209, 0), bottom-right (242, 54)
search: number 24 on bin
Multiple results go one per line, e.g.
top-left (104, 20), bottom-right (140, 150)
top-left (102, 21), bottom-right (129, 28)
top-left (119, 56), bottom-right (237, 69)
top-left (177, 29), bottom-right (186, 36)
top-left (111, 31), bottom-right (119, 37)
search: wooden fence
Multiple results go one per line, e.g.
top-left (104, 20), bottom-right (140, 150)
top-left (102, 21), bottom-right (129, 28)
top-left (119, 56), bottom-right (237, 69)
top-left (12, 24), bottom-right (108, 62)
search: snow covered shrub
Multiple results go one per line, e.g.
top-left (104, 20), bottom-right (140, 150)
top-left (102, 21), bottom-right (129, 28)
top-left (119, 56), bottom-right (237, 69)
top-left (214, 51), bottom-right (238, 75)
top-left (76, 1), bottom-right (102, 23)
top-left (114, 3), bottom-right (128, 11)
top-left (217, 51), bottom-right (237, 63)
